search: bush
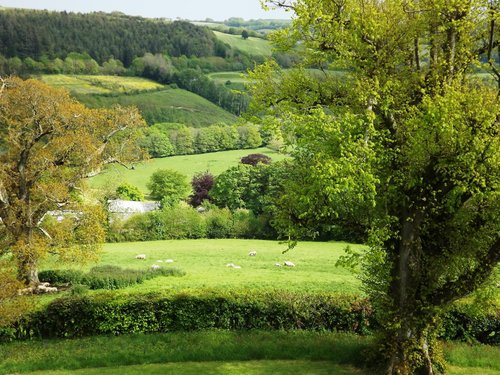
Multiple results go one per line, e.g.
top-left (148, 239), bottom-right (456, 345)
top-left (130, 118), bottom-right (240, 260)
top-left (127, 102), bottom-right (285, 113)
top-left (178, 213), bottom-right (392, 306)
top-left (205, 207), bottom-right (234, 238)
top-left (39, 265), bottom-right (185, 290)
top-left (240, 153), bottom-right (272, 166)
top-left (12, 291), bottom-right (374, 339)
top-left (115, 183), bottom-right (144, 201)
top-left (147, 169), bottom-right (190, 206)
top-left (189, 172), bottom-right (214, 207)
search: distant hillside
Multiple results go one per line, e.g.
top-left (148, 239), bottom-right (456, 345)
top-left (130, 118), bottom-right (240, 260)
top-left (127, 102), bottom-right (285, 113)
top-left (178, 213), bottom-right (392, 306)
top-left (40, 75), bottom-right (164, 95)
top-left (75, 88), bottom-right (237, 127)
top-left (0, 8), bottom-right (228, 65)
top-left (213, 31), bottom-right (272, 57)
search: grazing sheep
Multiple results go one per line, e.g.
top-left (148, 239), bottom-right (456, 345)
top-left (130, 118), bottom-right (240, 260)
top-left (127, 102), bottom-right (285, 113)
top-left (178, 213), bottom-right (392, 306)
top-left (248, 251), bottom-right (257, 256)
top-left (233, 265), bottom-right (242, 269)
top-left (45, 286), bottom-right (58, 293)
top-left (165, 259), bottom-right (174, 263)
top-left (157, 260), bottom-right (163, 262)
top-left (225, 263), bottom-right (241, 269)
top-left (284, 261), bottom-right (295, 267)
top-left (18, 287), bottom-right (34, 295)
top-left (275, 263), bottom-right (282, 267)
top-left (135, 254), bottom-right (146, 260)
top-left (151, 264), bottom-right (161, 270)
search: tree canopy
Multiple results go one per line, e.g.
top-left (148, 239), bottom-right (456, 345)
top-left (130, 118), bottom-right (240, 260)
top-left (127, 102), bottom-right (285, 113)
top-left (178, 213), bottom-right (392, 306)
top-left (0, 77), bottom-right (146, 284)
top-left (252, 1), bottom-right (500, 373)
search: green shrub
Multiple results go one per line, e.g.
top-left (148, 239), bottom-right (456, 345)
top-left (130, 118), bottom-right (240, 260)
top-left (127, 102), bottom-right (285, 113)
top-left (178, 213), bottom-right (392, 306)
top-left (115, 183), bottom-right (144, 201)
top-left (205, 207), bottom-right (234, 238)
top-left (14, 291), bottom-right (374, 339)
top-left (39, 265), bottom-right (185, 290)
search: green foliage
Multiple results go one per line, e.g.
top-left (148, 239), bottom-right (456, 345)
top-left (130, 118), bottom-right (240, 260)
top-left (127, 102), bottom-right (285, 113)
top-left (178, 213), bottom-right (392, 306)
top-left (204, 207), bottom-right (234, 238)
top-left (0, 10), bottom-right (225, 64)
top-left (115, 183), bottom-right (144, 201)
top-left (139, 128), bottom-right (175, 158)
top-left (147, 169), bottom-right (190, 206)
top-left (11, 291), bottom-right (373, 339)
top-left (38, 265), bottom-right (185, 291)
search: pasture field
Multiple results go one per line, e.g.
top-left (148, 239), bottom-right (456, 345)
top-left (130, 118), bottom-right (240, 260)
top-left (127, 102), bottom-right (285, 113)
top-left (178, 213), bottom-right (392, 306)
top-left (40, 74), bottom-right (164, 95)
top-left (42, 239), bottom-right (363, 294)
top-left (213, 31), bottom-right (273, 56)
top-left (1, 331), bottom-right (498, 374)
top-left (75, 87), bottom-right (237, 126)
top-left (88, 147), bottom-right (287, 195)
top-left (208, 71), bottom-right (249, 91)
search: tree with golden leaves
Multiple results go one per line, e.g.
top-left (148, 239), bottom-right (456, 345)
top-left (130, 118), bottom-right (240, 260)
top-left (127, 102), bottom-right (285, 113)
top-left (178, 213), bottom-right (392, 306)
top-left (0, 77), bottom-right (146, 285)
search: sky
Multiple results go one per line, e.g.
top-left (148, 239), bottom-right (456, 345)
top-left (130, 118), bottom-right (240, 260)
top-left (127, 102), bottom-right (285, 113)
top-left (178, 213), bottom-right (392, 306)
top-left (0, 0), bottom-right (292, 21)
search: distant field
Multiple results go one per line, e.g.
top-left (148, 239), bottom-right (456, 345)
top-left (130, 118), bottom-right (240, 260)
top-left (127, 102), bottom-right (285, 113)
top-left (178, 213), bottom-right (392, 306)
top-left (75, 88), bottom-right (237, 126)
top-left (40, 74), bottom-right (164, 95)
top-left (213, 31), bottom-right (272, 56)
top-left (88, 147), bottom-right (287, 194)
top-left (42, 239), bottom-right (362, 294)
top-left (207, 71), bottom-right (249, 91)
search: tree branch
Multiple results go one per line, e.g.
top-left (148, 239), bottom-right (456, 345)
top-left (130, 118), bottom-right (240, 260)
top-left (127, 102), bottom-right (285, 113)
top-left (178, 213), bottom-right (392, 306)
top-left (429, 237), bottom-right (500, 306)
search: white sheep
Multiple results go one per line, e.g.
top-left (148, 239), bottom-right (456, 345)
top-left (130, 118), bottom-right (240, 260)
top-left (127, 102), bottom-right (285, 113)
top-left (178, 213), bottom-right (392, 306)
top-left (225, 263), bottom-right (241, 269)
top-left (248, 251), bottom-right (257, 256)
top-left (284, 261), bottom-right (295, 267)
top-left (165, 259), bottom-right (174, 263)
top-left (275, 263), bottom-right (282, 267)
top-left (135, 254), bottom-right (146, 260)
top-left (45, 286), bottom-right (58, 293)
top-left (157, 260), bottom-right (164, 262)
top-left (151, 264), bottom-right (161, 270)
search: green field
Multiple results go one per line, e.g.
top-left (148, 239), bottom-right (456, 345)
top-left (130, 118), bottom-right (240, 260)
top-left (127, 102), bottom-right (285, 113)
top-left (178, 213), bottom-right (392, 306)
top-left (88, 147), bottom-right (287, 195)
top-left (40, 75), bottom-right (237, 126)
top-left (42, 239), bottom-right (362, 294)
top-left (40, 74), bottom-right (164, 95)
top-left (208, 71), bottom-right (250, 91)
top-left (213, 31), bottom-right (272, 56)
top-left (1, 331), bottom-right (497, 375)
top-left (75, 87), bottom-right (237, 126)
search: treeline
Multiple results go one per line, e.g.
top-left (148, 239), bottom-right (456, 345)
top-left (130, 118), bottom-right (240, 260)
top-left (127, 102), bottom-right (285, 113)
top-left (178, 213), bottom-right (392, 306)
top-left (0, 9), bottom-right (228, 65)
top-left (141, 123), bottom-right (263, 158)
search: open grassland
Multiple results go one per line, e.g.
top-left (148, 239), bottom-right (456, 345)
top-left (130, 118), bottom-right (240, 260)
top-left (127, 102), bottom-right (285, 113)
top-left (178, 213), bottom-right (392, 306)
top-left (75, 88), bottom-right (237, 126)
top-left (208, 71), bottom-right (249, 91)
top-left (42, 239), bottom-right (362, 294)
top-left (40, 74), bottom-right (164, 95)
top-left (88, 147), bottom-right (287, 194)
top-left (1, 331), bottom-right (497, 375)
top-left (213, 31), bottom-right (272, 56)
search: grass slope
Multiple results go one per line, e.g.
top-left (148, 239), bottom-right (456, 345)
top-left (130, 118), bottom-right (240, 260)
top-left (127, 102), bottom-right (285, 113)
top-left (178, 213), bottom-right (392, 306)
top-left (40, 75), bottom-right (237, 126)
top-left (208, 71), bottom-right (249, 91)
top-left (43, 239), bottom-right (362, 294)
top-left (213, 31), bottom-right (272, 56)
top-left (1, 331), bottom-right (497, 375)
top-left (40, 75), bottom-right (164, 95)
top-left (88, 147), bottom-right (287, 194)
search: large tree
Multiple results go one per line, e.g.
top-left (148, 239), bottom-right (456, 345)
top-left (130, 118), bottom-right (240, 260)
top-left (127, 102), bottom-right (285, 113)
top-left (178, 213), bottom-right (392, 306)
top-left (253, 1), bottom-right (500, 374)
top-left (0, 77), bottom-right (146, 285)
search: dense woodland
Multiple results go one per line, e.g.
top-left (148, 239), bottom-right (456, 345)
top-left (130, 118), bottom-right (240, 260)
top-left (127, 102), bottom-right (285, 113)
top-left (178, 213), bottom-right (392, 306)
top-left (0, 9), bottom-right (229, 65)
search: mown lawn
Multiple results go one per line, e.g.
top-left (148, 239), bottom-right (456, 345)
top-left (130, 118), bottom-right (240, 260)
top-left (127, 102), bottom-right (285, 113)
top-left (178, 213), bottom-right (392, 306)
top-left (87, 147), bottom-right (288, 196)
top-left (42, 239), bottom-right (362, 294)
top-left (1, 331), bottom-right (497, 375)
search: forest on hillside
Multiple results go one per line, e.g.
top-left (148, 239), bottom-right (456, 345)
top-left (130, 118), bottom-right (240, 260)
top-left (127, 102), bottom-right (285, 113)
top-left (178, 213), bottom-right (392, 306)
top-left (0, 9), bottom-right (229, 65)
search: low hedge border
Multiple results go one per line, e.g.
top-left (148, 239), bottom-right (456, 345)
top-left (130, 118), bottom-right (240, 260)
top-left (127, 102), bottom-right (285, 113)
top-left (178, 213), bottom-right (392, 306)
top-left (2, 291), bottom-right (498, 344)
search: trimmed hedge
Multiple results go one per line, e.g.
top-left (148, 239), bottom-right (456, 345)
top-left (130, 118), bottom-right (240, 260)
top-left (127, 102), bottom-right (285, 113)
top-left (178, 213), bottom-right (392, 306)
top-left (11, 291), bottom-right (373, 339)
top-left (4, 290), bottom-right (497, 344)
top-left (39, 265), bottom-right (185, 290)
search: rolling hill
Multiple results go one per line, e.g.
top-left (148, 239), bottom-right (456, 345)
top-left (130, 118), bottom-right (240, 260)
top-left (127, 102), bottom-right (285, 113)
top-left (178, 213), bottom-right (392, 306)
top-left (213, 31), bottom-right (273, 56)
top-left (39, 74), bottom-right (237, 126)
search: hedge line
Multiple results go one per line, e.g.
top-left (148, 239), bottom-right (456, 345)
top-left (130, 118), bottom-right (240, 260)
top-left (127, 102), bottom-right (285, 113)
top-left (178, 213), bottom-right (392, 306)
top-left (3, 291), bottom-right (498, 344)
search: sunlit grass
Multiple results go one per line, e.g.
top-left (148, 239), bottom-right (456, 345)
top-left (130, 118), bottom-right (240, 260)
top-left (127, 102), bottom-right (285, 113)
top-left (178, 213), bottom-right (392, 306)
top-left (213, 31), bottom-right (272, 56)
top-left (42, 239), bottom-right (362, 295)
top-left (87, 147), bottom-right (287, 194)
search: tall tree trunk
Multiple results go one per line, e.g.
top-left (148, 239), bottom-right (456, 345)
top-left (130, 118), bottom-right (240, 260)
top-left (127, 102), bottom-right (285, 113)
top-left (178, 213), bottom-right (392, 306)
top-left (16, 256), bottom-right (39, 286)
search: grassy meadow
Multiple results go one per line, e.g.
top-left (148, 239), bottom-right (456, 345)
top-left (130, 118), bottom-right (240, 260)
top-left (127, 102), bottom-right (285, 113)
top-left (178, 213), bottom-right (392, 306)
top-left (208, 71), bottom-right (249, 91)
top-left (42, 239), bottom-right (362, 295)
top-left (39, 75), bottom-right (237, 126)
top-left (213, 31), bottom-right (273, 56)
top-left (40, 75), bottom-right (165, 95)
top-left (1, 331), bottom-right (498, 375)
top-left (88, 147), bottom-right (287, 196)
